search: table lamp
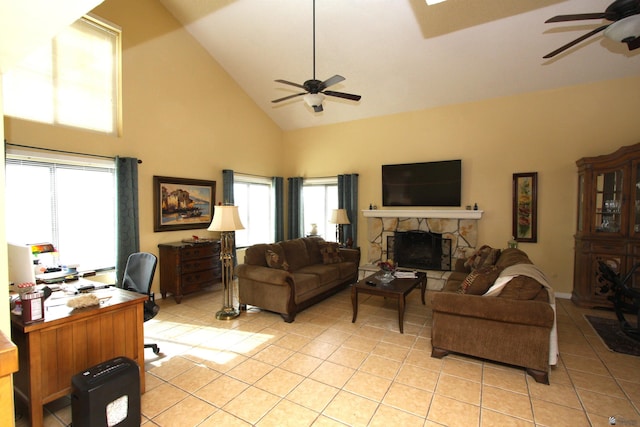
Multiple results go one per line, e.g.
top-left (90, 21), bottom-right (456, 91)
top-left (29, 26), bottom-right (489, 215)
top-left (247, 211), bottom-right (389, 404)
top-left (208, 205), bottom-right (244, 320)
top-left (330, 209), bottom-right (350, 245)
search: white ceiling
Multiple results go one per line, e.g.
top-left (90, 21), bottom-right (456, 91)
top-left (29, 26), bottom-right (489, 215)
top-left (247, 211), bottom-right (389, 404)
top-left (159, 0), bottom-right (640, 131)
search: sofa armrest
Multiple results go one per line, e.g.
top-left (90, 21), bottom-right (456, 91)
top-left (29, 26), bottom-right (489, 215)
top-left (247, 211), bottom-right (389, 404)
top-left (236, 264), bottom-right (293, 286)
top-left (339, 248), bottom-right (361, 264)
top-left (432, 292), bottom-right (554, 328)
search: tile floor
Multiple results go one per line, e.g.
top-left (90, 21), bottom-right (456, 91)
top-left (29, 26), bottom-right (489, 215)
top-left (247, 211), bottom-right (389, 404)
top-left (16, 284), bottom-right (640, 427)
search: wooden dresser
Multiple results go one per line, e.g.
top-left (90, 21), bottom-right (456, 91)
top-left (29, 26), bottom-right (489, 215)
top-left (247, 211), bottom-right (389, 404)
top-left (158, 241), bottom-right (221, 303)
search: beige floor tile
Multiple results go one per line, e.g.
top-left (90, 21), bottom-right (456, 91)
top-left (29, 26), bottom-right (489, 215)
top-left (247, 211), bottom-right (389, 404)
top-left (287, 378), bottom-right (340, 412)
top-left (223, 386), bottom-right (280, 425)
top-left (435, 373), bottom-right (481, 405)
top-left (441, 357), bottom-right (483, 382)
top-left (371, 341), bottom-right (410, 361)
top-left (254, 367), bottom-right (305, 397)
top-left (141, 383), bottom-right (189, 419)
top-left (152, 395), bottom-right (216, 427)
top-left (530, 398), bottom-right (591, 427)
top-left (568, 369), bottom-right (625, 397)
top-left (382, 382), bottom-right (433, 417)
top-left (577, 389), bottom-right (639, 419)
top-left (279, 352), bottom-right (324, 376)
top-left (170, 364), bottom-right (220, 393)
top-left (480, 409), bottom-right (534, 427)
top-left (561, 352), bottom-right (609, 375)
top-left (316, 328), bottom-right (352, 346)
top-left (194, 374), bottom-right (249, 407)
top-left (368, 404), bottom-right (425, 427)
top-left (404, 348), bottom-right (442, 370)
top-left (309, 361), bottom-right (355, 388)
top-left (299, 340), bottom-right (339, 359)
top-left (428, 394), bottom-right (480, 427)
top-left (252, 345), bottom-right (295, 366)
top-left (226, 358), bottom-right (274, 384)
top-left (147, 355), bottom-right (199, 381)
top-left (343, 370), bottom-right (392, 401)
top-left (395, 362), bottom-right (440, 392)
top-left (527, 379), bottom-right (582, 409)
top-left (481, 385), bottom-right (533, 421)
top-left (359, 354), bottom-right (402, 379)
top-left (341, 334), bottom-right (379, 352)
top-left (322, 390), bottom-right (379, 426)
top-left (197, 409), bottom-right (252, 426)
top-left (257, 400), bottom-right (319, 427)
top-left (482, 365), bottom-right (528, 395)
top-left (311, 415), bottom-right (350, 426)
top-left (275, 333), bottom-right (313, 351)
top-left (327, 346), bottom-right (368, 369)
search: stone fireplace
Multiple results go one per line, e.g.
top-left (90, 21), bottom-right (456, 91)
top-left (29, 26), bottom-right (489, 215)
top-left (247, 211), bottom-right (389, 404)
top-left (390, 230), bottom-right (451, 271)
top-left (362, 209), bottom-right (483, 290)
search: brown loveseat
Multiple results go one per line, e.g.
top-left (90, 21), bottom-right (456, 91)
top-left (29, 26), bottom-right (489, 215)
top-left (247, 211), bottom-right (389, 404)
top-left (431, 247), bottom-right (556, 384)
top-left (237, 237), bottom-right (360, 322)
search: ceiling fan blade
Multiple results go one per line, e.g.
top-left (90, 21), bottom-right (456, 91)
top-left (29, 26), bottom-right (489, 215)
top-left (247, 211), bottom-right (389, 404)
top-left (321, 75), bottom-right (345, 89)
top-left (625, 36), bottom-right (640, 50)
top-left (543, 24), bottom-right (610, 58)
top-left (323, 90), bottom-right (362, 101)
top-left (545, 13), bottom-right (609, 23)
top-left (272, 92), bottom-right (306, 103)
top-left (275, 79), bottom-right (306, 89)
top-left (313, 104), bottom-right (323, 113)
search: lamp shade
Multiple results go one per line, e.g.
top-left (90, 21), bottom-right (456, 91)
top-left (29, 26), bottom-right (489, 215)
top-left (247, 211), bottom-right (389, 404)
top-left (330, 208), bottom-right (350, 225)
top-left (304, 93), bottom-right (325, 107)
top-left (207, 205), bottom-right (245, 232)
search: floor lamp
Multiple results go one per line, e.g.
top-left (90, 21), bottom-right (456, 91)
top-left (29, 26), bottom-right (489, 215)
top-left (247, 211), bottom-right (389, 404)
top-left (208, 205), bottom-right (244, 320)
top-left (330, 208), bottom-right (350, 245)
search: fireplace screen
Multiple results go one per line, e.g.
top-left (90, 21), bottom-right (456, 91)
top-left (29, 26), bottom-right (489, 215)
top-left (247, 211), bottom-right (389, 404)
top-left (388, 231), bottom-right (451, 271)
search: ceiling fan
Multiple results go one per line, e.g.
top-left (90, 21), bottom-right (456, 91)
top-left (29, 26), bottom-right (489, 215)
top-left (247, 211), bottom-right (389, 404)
top-left (271, 0), bottom-right (361, 112)
top-left (543, 0), bottom-right (640, 58)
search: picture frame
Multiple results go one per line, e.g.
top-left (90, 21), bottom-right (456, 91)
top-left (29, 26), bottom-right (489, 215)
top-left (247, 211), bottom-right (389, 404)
top-left (153, 176), bottom-right (216, 232)
top-left (512, 172), bottom-right (538, 243)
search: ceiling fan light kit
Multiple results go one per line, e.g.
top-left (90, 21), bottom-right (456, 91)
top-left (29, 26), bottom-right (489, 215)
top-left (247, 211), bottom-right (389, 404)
top-left (543, 0), bottom-right (640, 58)
top-left (271, 0), bottom-right (361, 112)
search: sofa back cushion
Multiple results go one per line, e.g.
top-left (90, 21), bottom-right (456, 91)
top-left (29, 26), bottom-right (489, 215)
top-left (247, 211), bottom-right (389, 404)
top-left (303, 237), bottom-right (325, 265)
top-left (244, 243), bottom-right (271, 267)
top-left (498, 276), bottom-right (545, 300)
top-left (280, 238), bottom-right (312, 271)
top-left (496, 248), bottom-right (533, 269)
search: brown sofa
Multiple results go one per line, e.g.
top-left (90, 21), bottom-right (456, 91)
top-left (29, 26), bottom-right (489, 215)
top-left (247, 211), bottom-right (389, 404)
top-left (237, 237), bottom-right (360, 322)
top-left (431, 247), bottom-right (556, 384)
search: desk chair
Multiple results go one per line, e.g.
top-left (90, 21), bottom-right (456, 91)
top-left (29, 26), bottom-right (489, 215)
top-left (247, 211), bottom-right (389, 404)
top-left (121, 252), bottom-right (160, 354)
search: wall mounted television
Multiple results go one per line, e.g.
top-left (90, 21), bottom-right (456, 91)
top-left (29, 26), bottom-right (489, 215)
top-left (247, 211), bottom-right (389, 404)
top-left (382, 160), bottom-right (462, 207)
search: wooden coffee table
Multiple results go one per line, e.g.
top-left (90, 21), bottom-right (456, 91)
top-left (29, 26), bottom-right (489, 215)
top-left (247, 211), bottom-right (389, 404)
top-left (351, 271), bottom-right (427, 333)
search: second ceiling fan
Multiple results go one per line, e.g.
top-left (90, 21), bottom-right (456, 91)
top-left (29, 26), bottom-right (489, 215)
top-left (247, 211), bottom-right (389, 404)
top-left (271, 0), bottom-right (361, 112)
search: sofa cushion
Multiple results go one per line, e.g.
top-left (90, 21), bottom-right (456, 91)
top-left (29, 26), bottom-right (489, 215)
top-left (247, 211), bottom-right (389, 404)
top-left (303, 237), bottom-right (324, 265)
top-left (280, 238), bottom-right (311, 271)
top-left (498, 276), bottom-right (544, 300)
top-left (457, 265), bottom-right (502, 295)
top-left (244, 243), bottom-right (271, 267)
top-left (495, 248), bottom-right (533, 269)
top-left (319, 242), bottom-right (343, 264)
top-left (297, 264), bottom-right (341, 283)
top-left (464, 245), bottom-right (500, 270)
top-left (265, 249), bottom-right (289, 271)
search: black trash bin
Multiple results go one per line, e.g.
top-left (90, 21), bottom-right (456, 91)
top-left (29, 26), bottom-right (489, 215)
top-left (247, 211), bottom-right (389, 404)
top-left (71, 356), bottom-right (141, 427)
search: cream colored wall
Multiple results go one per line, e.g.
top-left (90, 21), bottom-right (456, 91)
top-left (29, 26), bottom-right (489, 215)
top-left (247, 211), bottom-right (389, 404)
top-left (3, 0), bottom-right (283, 295)
top-left (1, 76), bottom-right (8, 334)
top-left (282, 75), bottom-right (640, 295)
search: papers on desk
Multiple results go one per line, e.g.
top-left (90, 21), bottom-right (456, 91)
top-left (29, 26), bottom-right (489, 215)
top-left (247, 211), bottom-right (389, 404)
top-left (394, 271), bottom-right (417, 279)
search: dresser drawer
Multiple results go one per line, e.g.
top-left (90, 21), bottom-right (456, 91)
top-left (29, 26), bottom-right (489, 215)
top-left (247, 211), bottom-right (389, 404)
top-left (182, 258), bottom-right (217, 273)
top-left (182, 268), bottom-right (216, 286)
top-left (182, 244), bottom-right (216, 260)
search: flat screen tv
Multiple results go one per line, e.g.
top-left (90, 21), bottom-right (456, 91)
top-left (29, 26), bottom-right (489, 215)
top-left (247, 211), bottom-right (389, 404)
top-left (382, 160), bottom-right (461, 207)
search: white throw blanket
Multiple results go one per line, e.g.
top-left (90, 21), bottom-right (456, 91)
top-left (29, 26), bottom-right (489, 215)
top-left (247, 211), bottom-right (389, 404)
top-left (483, 264), bottom-right (558, 366)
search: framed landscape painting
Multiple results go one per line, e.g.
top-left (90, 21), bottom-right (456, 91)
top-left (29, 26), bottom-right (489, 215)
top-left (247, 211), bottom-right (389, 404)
top-left (153, 176), bottom-right (216, 232)
top-left (512, 172), bottom-right (538, 243)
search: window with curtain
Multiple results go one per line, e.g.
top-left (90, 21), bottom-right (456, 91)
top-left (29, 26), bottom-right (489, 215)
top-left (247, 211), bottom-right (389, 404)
top-left (233, 174), bottom-right (274, 247)
top-left (5, 151), bottom-right (117, 271)
top-left (2, 14), bottom-right (122, 135)
top-left (303, 177), bottom-right (338, 241)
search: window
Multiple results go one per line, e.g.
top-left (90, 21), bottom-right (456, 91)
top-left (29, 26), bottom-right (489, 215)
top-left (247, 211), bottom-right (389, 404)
top-left (3, 15), bottom-right (121, 135)
top-left (303, 177), bottom-right (338, 241)
top-left (5, 150), bottom-right (116, 271)
top-left (233, 175), bottom-right (274, 247)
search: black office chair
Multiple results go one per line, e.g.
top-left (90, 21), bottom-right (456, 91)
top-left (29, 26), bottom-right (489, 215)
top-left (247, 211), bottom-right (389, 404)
top-left (121, 252), bottom-right (160, 354)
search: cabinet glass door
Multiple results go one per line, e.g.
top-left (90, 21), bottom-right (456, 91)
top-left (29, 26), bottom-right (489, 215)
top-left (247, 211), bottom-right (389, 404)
top-left (594, 169), bottom-right (623, 233)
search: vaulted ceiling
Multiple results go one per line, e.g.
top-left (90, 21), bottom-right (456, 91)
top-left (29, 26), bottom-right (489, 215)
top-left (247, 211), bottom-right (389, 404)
top-left (159, 0), bottom-right (640, 131)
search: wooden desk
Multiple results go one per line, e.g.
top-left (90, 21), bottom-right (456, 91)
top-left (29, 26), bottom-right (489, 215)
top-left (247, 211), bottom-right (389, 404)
top-left (11, 286), bottom-right (146, 427)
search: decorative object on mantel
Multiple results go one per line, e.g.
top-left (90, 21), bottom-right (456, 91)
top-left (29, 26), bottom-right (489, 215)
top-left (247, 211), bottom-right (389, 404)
top-left (512, 172), bottom-right (538, 243)
top-left (208, 205), bottom-right (244, 320)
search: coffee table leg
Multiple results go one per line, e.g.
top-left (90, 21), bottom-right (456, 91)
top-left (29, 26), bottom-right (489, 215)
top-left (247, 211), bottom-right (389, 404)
top-left (420, 276), bottom-right (426, 305)
top-left (398, 296), bottom-right (405, 333)
top-left (351, 286), bottom-right (358, 323)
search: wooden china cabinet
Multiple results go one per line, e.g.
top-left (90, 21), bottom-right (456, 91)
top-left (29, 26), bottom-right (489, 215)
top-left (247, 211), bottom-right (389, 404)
top-left (573, 142), bottom-right (640, 308)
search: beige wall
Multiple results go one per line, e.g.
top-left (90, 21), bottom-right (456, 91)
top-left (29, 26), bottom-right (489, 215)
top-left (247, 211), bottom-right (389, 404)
top-left (282, 75), bottom-right (640, 295)
top-left (3, 0), bottom-right (283, 297)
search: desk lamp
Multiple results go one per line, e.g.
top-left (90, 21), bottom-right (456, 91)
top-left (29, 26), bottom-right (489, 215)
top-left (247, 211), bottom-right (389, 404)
top-left (208, 205), bottom-right (244, 320)
top-left (330, 209), bottom-right (350, 245)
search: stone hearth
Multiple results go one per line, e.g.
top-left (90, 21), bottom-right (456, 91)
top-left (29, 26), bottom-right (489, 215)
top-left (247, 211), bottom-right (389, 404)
top-left (361, 209), bottom-right (483, 290)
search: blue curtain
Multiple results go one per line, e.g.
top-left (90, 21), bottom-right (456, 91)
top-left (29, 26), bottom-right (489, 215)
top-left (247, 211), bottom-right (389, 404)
top-left (273, 177), bottom-right (284, 242)
top-left (338, 174), bottom-right (359, 246)
top-left (222, 169), bottom-right (234, 204)
top-left (288, 177), bottom-right (303, 239)
top-left (115, 157), bottom-right (140, 287)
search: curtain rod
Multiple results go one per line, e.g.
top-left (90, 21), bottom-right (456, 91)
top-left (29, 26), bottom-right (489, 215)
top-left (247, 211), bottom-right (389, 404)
top-left (5, 142), bottom-right (142, 164)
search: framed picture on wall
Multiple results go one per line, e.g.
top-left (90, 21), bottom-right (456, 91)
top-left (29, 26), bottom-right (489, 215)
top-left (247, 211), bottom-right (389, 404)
top-left (512, 172), bottom-right (538, 243)
top-left (153, 176), bottom-right (216, 232)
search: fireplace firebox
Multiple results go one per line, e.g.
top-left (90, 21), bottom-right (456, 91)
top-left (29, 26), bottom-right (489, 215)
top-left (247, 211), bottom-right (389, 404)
top-left (389, 231), bottom-right (451, 271)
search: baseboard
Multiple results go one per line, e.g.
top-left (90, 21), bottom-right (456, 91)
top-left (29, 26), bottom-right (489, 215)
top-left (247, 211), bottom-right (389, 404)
top-left (554, 292), bottom-right (571, 300)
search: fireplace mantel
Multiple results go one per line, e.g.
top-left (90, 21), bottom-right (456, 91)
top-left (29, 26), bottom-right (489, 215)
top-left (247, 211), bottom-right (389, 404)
top-left (362, 209), bottom-right (483, 219)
